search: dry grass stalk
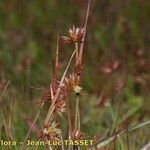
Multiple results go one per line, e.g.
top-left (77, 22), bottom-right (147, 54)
top-left (0, 80), bottom-right (10, 103)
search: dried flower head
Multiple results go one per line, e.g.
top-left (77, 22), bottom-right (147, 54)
top-left (101, 59), bottom-right (121, 74)
top-left (39, 121), bottom-right (61, 141)
top-left (71, 130), bottom-right (83, 141)
top-left (61, 25), bottom-right (84, 44)
top-left (55, 99), bottom-right (66, 114)
top-left (41, 85), bottom-right (66, 115)
top-left (41, 88), bottom-right (66, 114)
top-left (63, 74), bottom-right (82, 94)
top-left (41, 87), bottom-right (52, 102)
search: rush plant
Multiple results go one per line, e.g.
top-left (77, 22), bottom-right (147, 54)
top-left (22, 0), bottom-right (91, 150)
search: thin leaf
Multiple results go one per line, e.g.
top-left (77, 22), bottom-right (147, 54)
top-left (94, 120), bottom-right (150, 149)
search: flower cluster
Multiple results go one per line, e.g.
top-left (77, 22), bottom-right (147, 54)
top-left (54, 99), bottom-right (66, 114)
top-left (39, 122), bottom-right (61, 141)
top-left (101, 58), bottom-right (121, 74)
top-left (61, 25), bottom-right (84, 44)
top-left (63, 74), bottom-right (82, 95)
top-left (41, 87), bottom-right (66, 114)
top-left (41, 87), bottom-right (52, 102)
top-left (71, 130), bottom-right (83, 141)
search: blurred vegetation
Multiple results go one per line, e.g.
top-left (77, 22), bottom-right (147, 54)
top-left (0, 0), bottom-right (150, 149)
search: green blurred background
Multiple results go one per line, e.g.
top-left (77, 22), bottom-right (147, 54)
top-left (0, 0), bottom-right (150, 149)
